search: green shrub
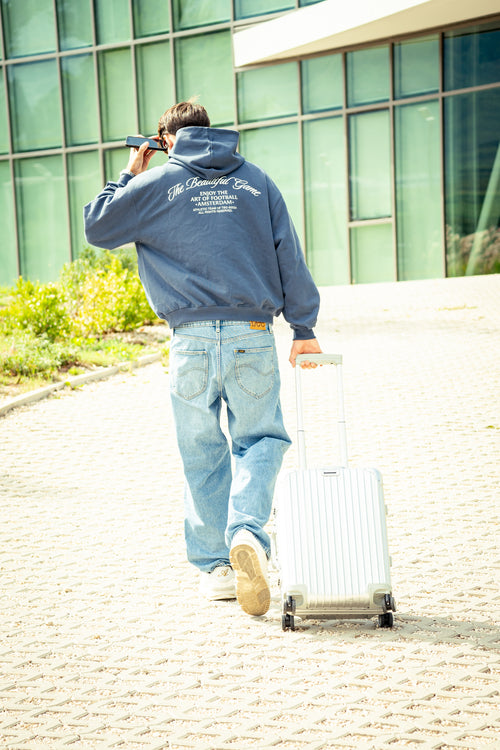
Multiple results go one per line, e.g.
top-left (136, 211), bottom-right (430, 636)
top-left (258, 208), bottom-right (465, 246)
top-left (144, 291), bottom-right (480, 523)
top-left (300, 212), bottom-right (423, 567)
top-left (0, 332), bottom-right (77, 378)
top-left (71, 254), bottom-right (154, 336)
top-left (0, 278), bottom-right (72, 341)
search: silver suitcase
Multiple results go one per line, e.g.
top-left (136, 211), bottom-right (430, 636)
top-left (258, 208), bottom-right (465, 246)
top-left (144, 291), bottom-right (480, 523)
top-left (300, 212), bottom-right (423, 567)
top-left (273, 353), bottom-right (396, 631)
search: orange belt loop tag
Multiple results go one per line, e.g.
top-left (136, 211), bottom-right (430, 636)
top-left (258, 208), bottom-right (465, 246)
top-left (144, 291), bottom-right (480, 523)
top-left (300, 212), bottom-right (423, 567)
top-left (250, 321), bottom-right (266, 330)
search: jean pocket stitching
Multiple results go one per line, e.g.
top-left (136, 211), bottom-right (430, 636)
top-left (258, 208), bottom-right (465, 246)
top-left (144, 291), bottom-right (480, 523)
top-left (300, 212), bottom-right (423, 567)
top-left (234, 347), bottom-right (274, 399)
top-left (173, 349), bottom-right (208, 400)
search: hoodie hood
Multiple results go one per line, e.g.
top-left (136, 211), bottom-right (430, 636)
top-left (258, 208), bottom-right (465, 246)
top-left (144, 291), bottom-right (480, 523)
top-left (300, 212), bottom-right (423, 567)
top-left (167, 126), bottom-right (245, 179)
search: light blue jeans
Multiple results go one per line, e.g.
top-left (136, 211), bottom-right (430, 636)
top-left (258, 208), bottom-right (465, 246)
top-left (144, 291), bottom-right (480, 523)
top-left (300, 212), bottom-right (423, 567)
top-left (169, 321), bottom-right (291, 572)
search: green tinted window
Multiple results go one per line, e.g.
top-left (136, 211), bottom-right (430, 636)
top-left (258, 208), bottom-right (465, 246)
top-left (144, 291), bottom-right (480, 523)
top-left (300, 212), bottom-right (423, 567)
top-left (104, 148), bottom-right (127, 183)
top-left (350, 223), bottom-right (394, 284)
top-left (444, 23), bottom-right (500, 91)
top-left (56, 0), bottom-right (93, 51)
top-left (99, 49), bottom-right (136, 142)
top-left (302, 54), bottom-right (343, 114)
top-left (136, 42), bottom-right (174, 135)
top-left (234, 0), bottom-right (293, 19)
top-left (15, 156), bottom-right (70, 282)
top-left (303, 117), bottom-right (348, 285)
top-left (239, 123), bottom-right (303, 244)
top-left (346, 46), bottom-right (390, 107)
top-left (394, 36), bottom-right (439, 99)
top-left (94, 0), bottom-right (131, 45)
top-left (67, 151), bottom-right (102, 257)
top-left (349, 110), bottom-right (392, 220)
top-left (237, 63), bottom-right (298, 123)
top-left (2, 0), bottom-right (56, 58)
top-left (445, 88), bottom-right (500, 276)
top-left (62, 54), bottom-right (99, 146)
top-left (172, 0), bottom-right (230, 30)
top-left (395, 101), bottom-right (443, 280)
top-left (133, 0), bottom-right (170, 37)
top-left (175, 32), bottom-right (234, 127)
top-left (0, 162), bottom-right (18, 285)
top-left (0, 71), bottom-right (9, 153)
top-left (9, 61), bottom-right (62, 152)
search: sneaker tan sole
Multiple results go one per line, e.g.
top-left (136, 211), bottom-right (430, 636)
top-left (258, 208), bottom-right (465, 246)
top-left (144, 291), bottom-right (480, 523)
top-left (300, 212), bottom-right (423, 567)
top-left (229, 543), bottom-right (270, 616)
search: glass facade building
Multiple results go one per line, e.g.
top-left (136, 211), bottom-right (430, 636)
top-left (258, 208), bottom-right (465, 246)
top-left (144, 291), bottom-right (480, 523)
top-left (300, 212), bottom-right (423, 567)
top-left (0, 1), bottom-right (499, 286)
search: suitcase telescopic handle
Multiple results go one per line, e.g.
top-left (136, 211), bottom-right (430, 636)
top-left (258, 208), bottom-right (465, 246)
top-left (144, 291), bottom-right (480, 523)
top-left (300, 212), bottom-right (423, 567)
top-left (294, 353), bottom-right (348, 470)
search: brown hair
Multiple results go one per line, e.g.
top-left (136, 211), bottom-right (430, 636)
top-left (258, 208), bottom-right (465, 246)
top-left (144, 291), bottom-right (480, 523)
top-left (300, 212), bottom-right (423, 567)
top-left (158, 99), bottom-right (210, 140)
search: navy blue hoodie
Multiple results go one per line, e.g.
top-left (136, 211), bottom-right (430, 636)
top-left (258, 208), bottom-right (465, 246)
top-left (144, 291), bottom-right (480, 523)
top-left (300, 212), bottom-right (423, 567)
top-left (84, 127), bottom-right (320, 339)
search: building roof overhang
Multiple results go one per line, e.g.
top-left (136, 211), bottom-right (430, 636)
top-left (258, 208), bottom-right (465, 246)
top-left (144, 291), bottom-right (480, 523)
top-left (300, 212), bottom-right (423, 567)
top-left (233, 0), bottom-right (500, 67)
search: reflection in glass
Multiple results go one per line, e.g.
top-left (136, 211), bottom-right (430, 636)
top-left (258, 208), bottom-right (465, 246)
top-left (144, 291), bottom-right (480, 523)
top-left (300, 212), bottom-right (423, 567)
top-left (104, 148), bottom-right (127, 183)
top-left (234, 0), bottom-right (293, 19)
top-left (237, 63), bottom-right (298, 123)
top-left (175, 32), bottom-right (234, 127)
top-left (99, 49), bottom-right (136, 141)
top-left (62, 55), bottom-right (99, 146)
top-left (395, 101), bottom-right (443, 280)
top-left (445, 89), bottom-right (500, 276)
top-left (0, 162), bottom-right (17, 285)
top-left (302, 55), bottom-right (343, 114)
top-left (303, 117), bottom-right (348, 285)
top-left (2, 0), bottom-right (56, 58)
top-left (56, 0), bottom-right (93, 51)
top-left (350, 223), bottom-right (394, 283)
top-left (239, 124), bottom-right (303, 242)
top-left (346, 46), bottom-right (390, 107)
top-left (444, 23), bottom-right (500, 91)
top-left (68, 152), bottom-right (102, 257)
top-left (394, 36), bottom-right (439, 99)
top-left (133, 0), bottom-right (170, 37)
top-left (136, 42), bottom-right (174, 135)
top-left (172, 0), bottom-right (230, 31)
top-left (8, 60), bottom-right (62, 152)
top-left (349, 110), bottom-right (391, 220)
top-left (94, 0), bottom-right (131, 45)
top-left (0, 72), bottom-right (9, 153)
top-left (15, 156), bottom-right (70, 282)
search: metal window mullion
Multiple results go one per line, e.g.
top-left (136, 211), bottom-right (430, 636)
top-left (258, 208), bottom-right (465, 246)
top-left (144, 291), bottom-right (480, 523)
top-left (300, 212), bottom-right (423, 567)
top-left (0, 4), bottom-right (21, 277)
top-left (129, 0), bottom-right (140, 133)
top-left (169, 0), bottom-right (177, 103)
top-left (389, 42), bottom-right (397, 281)
top-left (438, 31), bottom-right (447, 277)
top-left (52, 0), bottom-right (73, 262)
top-left (342, 52), bottom-right (353, 284)
top-left (89, 1), bottom-right (105, 186)
top-left (297, 60), bottom-right (307, 263)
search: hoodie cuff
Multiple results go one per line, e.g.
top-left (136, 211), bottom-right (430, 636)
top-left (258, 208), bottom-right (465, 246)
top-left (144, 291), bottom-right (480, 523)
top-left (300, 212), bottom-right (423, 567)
top-left (119, 170), bottom-right (136, 184)
top-left (292, 326), bottom-right (316, 341)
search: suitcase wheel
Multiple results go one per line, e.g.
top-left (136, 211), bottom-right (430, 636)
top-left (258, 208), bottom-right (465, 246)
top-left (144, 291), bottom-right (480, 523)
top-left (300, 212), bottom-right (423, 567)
top-left (282, 612), bottom-right (295, 631)
top-left (378, 612), bottom-right (394, 628)
top-left (282, 596), bottom-right (296, 631)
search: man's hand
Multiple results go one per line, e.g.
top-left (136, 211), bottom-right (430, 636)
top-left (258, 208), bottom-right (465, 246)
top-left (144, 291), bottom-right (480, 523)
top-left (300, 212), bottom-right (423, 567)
top-left (126, 140), bottom-right (157, 175)
top-left (289, 338), bottom-right (322, 368)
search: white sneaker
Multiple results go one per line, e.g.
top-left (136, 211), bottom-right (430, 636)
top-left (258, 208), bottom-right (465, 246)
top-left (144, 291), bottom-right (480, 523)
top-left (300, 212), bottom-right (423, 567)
top-left (229, 529), bottom-right (270, 616)
top-left (199, 565), bottom-right (236, 600)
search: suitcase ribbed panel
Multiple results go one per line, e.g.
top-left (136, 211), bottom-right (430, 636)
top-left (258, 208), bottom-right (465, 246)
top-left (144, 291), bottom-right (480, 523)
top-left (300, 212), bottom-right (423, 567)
top-left (275, 467), bottom-right (391, 616)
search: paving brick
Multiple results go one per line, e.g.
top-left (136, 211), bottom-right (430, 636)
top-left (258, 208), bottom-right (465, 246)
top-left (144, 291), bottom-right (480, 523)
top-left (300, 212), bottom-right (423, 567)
top-left (1, 275), bottom-right (499, 749)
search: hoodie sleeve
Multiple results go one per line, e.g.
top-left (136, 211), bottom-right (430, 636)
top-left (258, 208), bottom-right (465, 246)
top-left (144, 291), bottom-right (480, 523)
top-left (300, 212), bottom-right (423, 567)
top-left (83, 172), bottom-right (139, 249)
top-left (268, 178), bottom-right (320, 340)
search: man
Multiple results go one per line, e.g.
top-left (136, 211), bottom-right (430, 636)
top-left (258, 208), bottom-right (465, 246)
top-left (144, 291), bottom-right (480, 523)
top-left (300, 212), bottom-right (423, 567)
top-left (84, 100), bottom-right (321, 618)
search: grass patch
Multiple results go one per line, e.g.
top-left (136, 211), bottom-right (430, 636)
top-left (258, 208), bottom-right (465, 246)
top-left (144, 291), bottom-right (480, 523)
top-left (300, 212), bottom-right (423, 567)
top-left (0, 248), bottom-right (170, 403)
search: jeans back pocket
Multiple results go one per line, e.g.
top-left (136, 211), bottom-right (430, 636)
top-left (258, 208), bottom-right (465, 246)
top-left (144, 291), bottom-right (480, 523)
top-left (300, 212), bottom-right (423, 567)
top-left (172, 349), bottom-right (208, 400)
top-left (235, 347), bottom-right (274, 399)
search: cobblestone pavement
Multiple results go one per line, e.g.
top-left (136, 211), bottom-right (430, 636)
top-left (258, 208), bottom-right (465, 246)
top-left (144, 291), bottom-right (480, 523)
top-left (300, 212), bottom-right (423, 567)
top-left (1, 275), bottom-right (499, 750)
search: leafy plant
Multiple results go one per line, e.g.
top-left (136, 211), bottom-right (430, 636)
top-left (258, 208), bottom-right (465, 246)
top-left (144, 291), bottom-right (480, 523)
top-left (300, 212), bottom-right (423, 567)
top-left (1, 278), bottom-right (72, 341)
top-left (0, 332), bottom-right (77, 378)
